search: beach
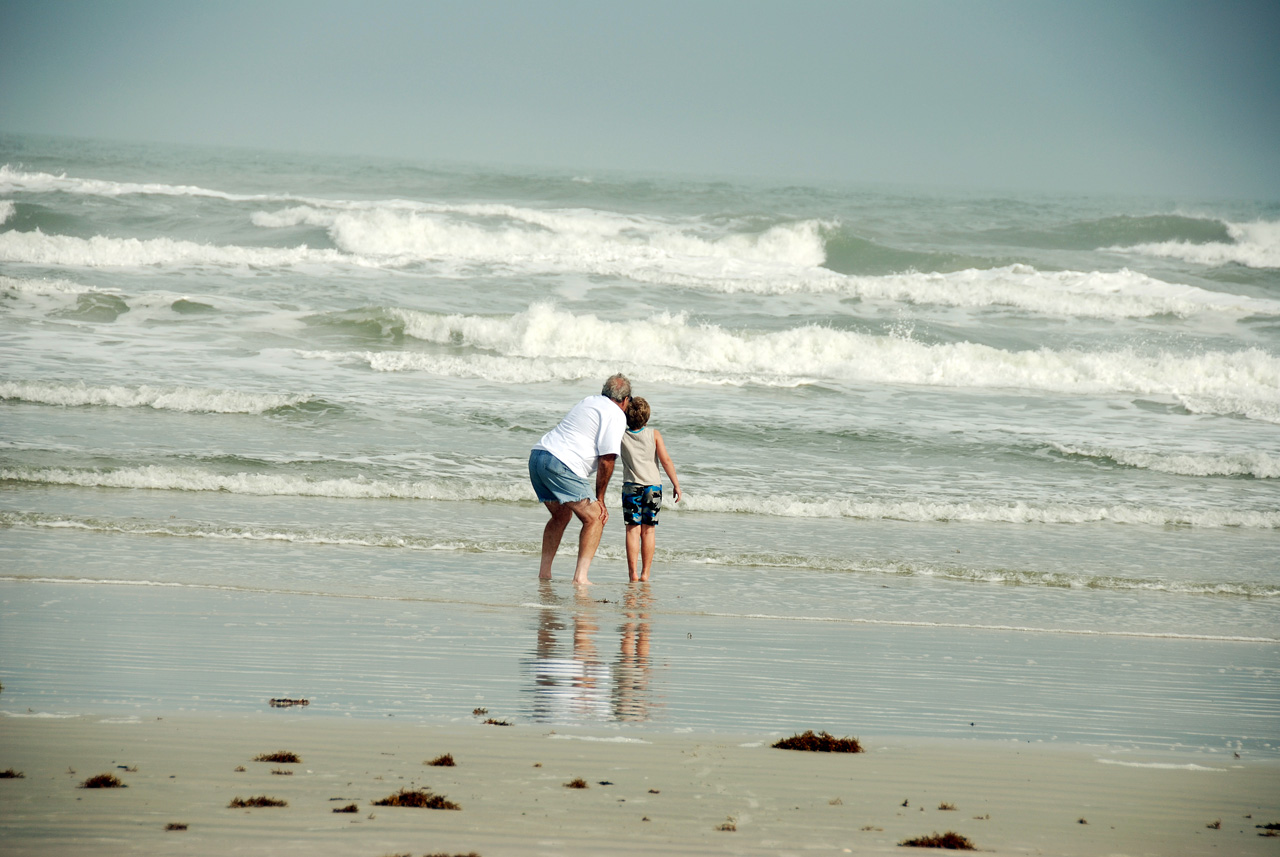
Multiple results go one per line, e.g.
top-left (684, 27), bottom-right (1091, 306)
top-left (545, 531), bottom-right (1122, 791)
top-left (3, 708), bottom-right (1277, 857)
top-left (2, 134), bottom-right (1278, 853)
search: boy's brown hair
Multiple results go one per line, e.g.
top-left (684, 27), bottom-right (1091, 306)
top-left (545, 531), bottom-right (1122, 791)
top-left (626, 397), bottom-right (650, 431)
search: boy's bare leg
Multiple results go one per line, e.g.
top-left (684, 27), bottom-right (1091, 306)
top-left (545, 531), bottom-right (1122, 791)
top-left (640, 524), bottom-right (657, 581)
top-left (625, 524), bottom-right (642, 581)
top-left (539, 501), bottom-right (573, 579)
top-left (570, 499), bottom-right (603, 585)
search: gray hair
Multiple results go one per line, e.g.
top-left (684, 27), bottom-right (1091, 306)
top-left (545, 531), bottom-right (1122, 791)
top-left (601, 373), bottom-right (632, 402)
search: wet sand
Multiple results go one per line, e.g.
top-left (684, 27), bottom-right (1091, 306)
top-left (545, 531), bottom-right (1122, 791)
top-left (1, 712), bottom-right (1276, 856)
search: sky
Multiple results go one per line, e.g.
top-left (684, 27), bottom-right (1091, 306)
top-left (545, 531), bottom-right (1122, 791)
top-left (1, 0), bottom-right (1277, 198)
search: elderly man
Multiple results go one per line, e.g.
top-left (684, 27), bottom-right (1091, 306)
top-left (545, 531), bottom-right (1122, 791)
top-left (528, 374), bottom-right (632, 585)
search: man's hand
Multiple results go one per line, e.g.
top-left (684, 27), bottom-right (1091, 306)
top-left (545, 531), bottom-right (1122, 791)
top-left (598, 499), bottom-right (609, 526)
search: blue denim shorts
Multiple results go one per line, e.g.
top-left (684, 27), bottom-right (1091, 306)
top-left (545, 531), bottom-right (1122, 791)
top-left (528, 449), bottom-right (593, 504)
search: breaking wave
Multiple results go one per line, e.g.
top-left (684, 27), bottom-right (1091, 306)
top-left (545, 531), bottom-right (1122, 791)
top-left (1050, 443), bottom-right (1280, 479)
top-left (1110, 220), bottom-right (1280, 269)
top-left (0, 380), bottom-right (316, 414)
top-left (310, 304), bottom-right (1280, 416)
top-left (3, 466), bottom-right (1276, 529)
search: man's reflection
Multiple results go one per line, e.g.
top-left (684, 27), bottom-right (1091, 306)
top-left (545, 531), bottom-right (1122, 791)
top-left (526, 582), bottom-right (656, 723)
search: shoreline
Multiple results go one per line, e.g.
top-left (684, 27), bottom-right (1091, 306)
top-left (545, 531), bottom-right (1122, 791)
top-left (2, 711), bottom-right (1277, 856)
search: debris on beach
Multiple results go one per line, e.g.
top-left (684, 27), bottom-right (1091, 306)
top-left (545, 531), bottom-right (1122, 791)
top-left (0, 769), bottom-right (25, 779)
top-left (332, 803), bottom-right (359, 813)
top-left (1206, 819), bottom-right (1221, 829)
top-left (270, 769), bottom-right (293, 776)
top-left (268, 698), bottom-right (309, 708)
top-left (898, 831), bottom-right (976, 849)
top-left (772, 731), bottom-right (863, 753)
top-left (938, 802), bottom-right (957, 811)
top-left (372, 788), bottom-right (460, 810)
top-left (716, 816), bottom-right (738, 832)
top-left (564, 778), bottom-right (589, 789)
top-left (253, 750), bottom-right (301, 763)
top-left (426, 753), bottom-right (456, 767)
top-left (228, 795), bottom-right (287, 808)
top-left (165, 823), bottom-right (187, 831)
top-left (472, 707), bottom-right (488, 716)
top-left (483, 718), bottom-right (511, 726)
top-left (1077, 818), bottom-right (1088, 824)
top-left (79, 773), bottom-right (127, 789)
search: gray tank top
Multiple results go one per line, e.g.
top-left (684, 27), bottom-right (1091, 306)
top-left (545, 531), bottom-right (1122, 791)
top-left (620, 427), bottom-right (662, 486)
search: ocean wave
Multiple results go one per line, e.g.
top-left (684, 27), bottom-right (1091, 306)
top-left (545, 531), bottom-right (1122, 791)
top-left (667, 264), bottom-right (1280, 319)
top-left (4, 511), bottom-right (1277, 598)
top-left (1049, 443), bottom-right (1280, 478)
top-left (3, 466), bottom-right (1276, 529)
top-left (0, 380), bottom-right (315, 414)
top-left (0, 165), bottom-right (289, 202)
top-left (1109, 219), bottom-right (1280, 269)
top-left (0, 229), bottom-right (366, 269)
top-left (0, 465), bottom-right (530, 502)
top-left (325, 304), bottom-right (1280, 412)
top-left (1177, 395), bottom-right (1280, 425)
top-left (0, 200), bottom-right (14, 225)
top-left (679, 493), bottom-right (1280, 529)
top-left (252, 203), bottom-right (829, 269)
top-left (0, 273), bottom-right (100, 296)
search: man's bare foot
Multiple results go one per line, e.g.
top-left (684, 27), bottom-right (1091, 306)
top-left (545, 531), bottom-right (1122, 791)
top-left (572, 577), bottom-right (593, 586)
top-left (539, 573), bottom-right (553, 581)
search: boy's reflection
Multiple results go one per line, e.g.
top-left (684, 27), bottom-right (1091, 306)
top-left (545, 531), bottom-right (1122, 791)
top-left (526, 583), bottom-right (656, 723)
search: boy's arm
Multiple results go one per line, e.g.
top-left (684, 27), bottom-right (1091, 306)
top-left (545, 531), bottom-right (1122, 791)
top-left (653, 429), bottom-right (681, 503)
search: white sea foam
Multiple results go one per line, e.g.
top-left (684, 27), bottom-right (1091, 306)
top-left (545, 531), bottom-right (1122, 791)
top-left (1050, 443), bottom-right (1280, 478)
top-left (0, 465), bottom-right (530, 502)
top-left (336, 304), bottom-right (1280, 413)
top-left (0, 273), bottom-right (101, 296)
top-left (0, 381), bottom-right (311, 414)
top-left (252, 203), bottom-right (829, 269)
top-left (3, 469), bottom-right (1276, 530)
top-left (0, 165), bottom-right (287, 202)
top-left (1096, 759), bottom-right (1226, 771)
top-left (0, 199), bottom-right (14, 225)
top-left (1110, 219), bottom-right (1280, 269)
top-left (1177, 395), bottom-right (1280, 425)
top-left (0, 230), bottom-right (363, 269)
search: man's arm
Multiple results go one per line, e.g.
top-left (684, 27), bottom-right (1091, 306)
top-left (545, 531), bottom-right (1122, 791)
top-left (595, 454), bottom-right (616, 524)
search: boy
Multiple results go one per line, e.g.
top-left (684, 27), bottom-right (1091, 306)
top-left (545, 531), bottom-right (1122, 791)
top-left (619, 397), bottom-right (682, 582)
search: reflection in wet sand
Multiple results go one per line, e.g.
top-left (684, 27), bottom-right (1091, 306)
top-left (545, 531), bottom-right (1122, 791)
top-left (525, 583), bottom-right (658, 723)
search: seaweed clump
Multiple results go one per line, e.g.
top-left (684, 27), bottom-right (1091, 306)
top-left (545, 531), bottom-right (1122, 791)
top-left (253, 750), bottom-right (301, 763)
top-left (332, 803), bottom-right (359, 813)
top-left (426, 753), bottom-right (456, 767)
top-left (772, 730), bottom-right (863, 753)
top-left (228, 795), bottom-right (288, 808)
top-left (899, 831), bottom-right (976, 850)
top-left (0, 769), bottom-right (25, 779)
top-left (373, 788), bottom-right (460, 810)
top-left (564, 778), bottom-right (589, 789)
top-left (79, 773), bottom-right (127, 789)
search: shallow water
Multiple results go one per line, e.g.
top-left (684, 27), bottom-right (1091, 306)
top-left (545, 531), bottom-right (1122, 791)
top-left (1, 134), bottom-right (1277, 753)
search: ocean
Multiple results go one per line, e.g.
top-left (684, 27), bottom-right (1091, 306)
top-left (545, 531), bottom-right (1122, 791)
top-left (1, 134), bottom-right (1277, 756)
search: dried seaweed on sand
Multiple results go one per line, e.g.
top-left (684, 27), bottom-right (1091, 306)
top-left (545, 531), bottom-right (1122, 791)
top-left (898, 831), bottom-right (976, 850)
top-left (372, 788), bottom-right (461, 810)
top-left (771, 730), bottom-right (863, 753)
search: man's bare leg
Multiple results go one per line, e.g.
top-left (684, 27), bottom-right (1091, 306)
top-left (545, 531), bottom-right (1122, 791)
top-left (639, 524), bottom-right (656, 581)
top-left (570, 499), bottom-right (604, 586)
top-left (539, 502), bottom-right (572, 580)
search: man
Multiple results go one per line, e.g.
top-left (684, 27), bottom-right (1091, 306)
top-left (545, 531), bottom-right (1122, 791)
top-left (528, 374), bottom-right (631, 585)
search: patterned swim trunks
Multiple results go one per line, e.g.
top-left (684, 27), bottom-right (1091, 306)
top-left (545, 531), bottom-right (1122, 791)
top-left (621, 484), bottom-right (662, 526)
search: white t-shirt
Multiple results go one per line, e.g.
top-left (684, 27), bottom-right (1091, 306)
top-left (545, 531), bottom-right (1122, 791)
top-left (533, 395), bottom-right (626, 479)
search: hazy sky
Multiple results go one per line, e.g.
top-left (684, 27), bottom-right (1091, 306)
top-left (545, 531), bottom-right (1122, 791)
top-left (2, 0), bottom-right (1277, 198)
